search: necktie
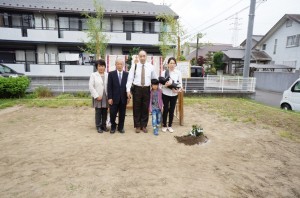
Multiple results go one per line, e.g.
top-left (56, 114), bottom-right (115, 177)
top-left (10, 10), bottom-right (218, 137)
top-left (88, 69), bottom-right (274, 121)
top-left (118, 72), bottom-right (122, 85)
top-left (141, 64), bottom-right (145, 86)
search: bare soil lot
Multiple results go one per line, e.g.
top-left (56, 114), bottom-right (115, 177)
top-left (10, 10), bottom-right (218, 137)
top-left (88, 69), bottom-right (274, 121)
top-left (0, 103), bottom-right (299, 197)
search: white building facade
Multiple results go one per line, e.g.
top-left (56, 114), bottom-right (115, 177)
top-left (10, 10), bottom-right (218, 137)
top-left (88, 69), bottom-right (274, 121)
top-left (0, 0), bottom-right (177, 75)
top-left (254, 14), bottom-right (300, 70)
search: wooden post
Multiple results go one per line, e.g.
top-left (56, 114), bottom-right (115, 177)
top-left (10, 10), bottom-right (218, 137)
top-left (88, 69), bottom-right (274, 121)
top-left (178, 91), bottom-right (184, 126)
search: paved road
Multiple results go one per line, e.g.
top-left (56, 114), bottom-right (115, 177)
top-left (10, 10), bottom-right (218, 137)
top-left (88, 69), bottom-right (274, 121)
top-left (252, 89), bottom-right (283, 108)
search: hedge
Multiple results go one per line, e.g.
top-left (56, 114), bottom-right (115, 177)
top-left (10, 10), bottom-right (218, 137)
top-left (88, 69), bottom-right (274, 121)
top-left (0, 76), bottom-right (30, 98)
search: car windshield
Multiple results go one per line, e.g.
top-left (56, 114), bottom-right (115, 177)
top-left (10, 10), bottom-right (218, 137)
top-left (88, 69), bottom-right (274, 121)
top-left (0, 65), bottom-right (13, 73)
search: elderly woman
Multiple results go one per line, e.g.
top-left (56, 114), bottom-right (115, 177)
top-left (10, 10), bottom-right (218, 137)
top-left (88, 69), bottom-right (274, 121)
top-left (89, 59), bottom-right (108, 133)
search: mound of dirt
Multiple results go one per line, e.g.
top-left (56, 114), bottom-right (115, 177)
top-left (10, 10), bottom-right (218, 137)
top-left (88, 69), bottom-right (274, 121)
top-left (175, 134), bottom-right (209, 145)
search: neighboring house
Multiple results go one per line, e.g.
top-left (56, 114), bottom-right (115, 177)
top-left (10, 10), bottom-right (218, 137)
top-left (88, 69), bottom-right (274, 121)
top-left (240, 35), bottom-right (264, 49)
top-left (222, 48), bottom-right (271, 75)
top-left (254, 14), bottom-right (300, 70)
top-left (184, 43), bottom-right (233, 61)
top-left (0, 0), bottom-right (177, 74)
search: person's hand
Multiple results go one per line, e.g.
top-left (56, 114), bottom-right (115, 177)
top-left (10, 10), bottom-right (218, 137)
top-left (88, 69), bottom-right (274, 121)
top-left (165, 80), bottom-right (172, 87)
top-left (127, 98), bottom-right (131, 105)
top-left (127, 92), bottom-right (132, 100)
top-left (172, 88), bottom-right (178, 93)
top-left (134, 55), bottom-right (138, 64)
top-left (96, 96), bottom-right (102, 101)
top-left (108, 99), bottom-right (113, 105)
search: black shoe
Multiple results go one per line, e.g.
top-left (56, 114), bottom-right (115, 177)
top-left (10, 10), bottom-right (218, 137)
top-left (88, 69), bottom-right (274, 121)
top-left (102, 127), bottom-right (108, 132)
top-left (118, 129), bottom-right (125, 133)
top-left (97, 127), bottom-right (103, 133)
top-left (110, 129), bottom-right (116, 134)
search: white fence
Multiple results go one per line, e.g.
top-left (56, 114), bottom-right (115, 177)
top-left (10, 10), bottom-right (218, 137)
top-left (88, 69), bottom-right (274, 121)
top-left (28, 75), bottom-right (256, 93)
top-left (184, 75), bottom-right (256, 93)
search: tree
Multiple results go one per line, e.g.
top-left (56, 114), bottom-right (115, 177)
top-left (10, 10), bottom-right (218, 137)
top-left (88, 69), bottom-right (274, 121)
top-left (197, 56), bottom-right (206, 66)
top-left (126, 47), bottom-right (140, 70)
top-left (213, 51), bottom-right (224, 70)
top-left (81, 0), bottom-right (109, 60)
top-left (179, 55), bottom-right (186, 61)
top-left (156, 14), bottom-right (184, 62)
top-left (205, 52), bottom-right (213, 67)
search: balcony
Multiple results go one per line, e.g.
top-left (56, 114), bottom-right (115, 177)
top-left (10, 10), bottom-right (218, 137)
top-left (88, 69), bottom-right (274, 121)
top-left (0, 27), bottom-right (161, 45)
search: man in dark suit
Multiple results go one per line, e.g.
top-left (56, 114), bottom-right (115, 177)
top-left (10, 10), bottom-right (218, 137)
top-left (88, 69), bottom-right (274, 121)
top-left (107, 58), bottom-right (129, 134)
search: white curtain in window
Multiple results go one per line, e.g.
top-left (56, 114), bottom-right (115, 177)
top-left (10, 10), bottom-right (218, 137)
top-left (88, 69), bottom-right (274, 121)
top-left (15, 50), bottom-right (25, 62)
top-left (134, 20), bottom-right (143, 32)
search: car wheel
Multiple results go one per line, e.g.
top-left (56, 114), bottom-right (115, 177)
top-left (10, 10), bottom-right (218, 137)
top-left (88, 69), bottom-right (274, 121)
top-left (281, 103), bottom-right (292, 110)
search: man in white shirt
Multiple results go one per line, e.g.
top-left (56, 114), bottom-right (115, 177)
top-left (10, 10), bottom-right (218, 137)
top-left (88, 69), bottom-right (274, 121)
top-left (126, 50), bottom-right (158, 133)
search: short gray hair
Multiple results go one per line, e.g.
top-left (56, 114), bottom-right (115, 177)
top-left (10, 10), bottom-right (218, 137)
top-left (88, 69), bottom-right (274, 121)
top-left (115, 57), bottom-right (124, 65)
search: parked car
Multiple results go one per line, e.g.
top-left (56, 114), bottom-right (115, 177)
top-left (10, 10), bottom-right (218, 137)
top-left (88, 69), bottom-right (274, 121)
top-left (0, 64), bottom-right (24, 77)
top-left (191, 66), bottom-right (205, 77)
top-left (280, 78), bottom-right (300, 111)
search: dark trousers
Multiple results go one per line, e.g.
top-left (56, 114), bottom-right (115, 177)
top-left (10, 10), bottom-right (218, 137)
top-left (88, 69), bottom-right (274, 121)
top-left (110, 100), bottom-right (127, 130)
top-left (95, 108), bottom-right (107, 129)
top-left (162, 94), bottom-right (178, 127)
top-left (133, 85), bottom-right (150, 128)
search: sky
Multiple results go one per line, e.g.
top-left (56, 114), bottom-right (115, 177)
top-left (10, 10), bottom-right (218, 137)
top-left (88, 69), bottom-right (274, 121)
top-left (118, 0), bottom-right (300, 46)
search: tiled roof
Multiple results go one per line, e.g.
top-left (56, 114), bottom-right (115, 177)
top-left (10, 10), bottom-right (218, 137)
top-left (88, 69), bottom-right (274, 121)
top-left (186, 44), bottom-right (234, 60)
top-left (251, 50), bottom-right (271, 61)
top-left (222, 49), bottom-right (245, 59)
top-left (0, 0), bottom-right (178, 17)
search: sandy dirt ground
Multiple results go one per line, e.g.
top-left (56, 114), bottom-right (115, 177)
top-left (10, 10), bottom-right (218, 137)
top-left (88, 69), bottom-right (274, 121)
top-left (0, 104), bottom-right (299, 198)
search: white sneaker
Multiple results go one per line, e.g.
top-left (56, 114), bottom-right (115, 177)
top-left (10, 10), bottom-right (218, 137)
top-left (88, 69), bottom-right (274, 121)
top-left (168, 127), bottom-right (174, 133)
top-left (162, 127), bottom-right (168, 132)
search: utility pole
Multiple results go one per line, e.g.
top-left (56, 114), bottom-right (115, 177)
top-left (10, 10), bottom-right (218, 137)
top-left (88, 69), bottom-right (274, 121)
top-left (243, 0), bottom-right (256, 78)
top-left (195, 33), bottom-right (199, 65)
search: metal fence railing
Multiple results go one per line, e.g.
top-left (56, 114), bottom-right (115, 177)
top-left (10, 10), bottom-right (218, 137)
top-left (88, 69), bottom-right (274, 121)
top-left (28, 75), bottom-right (256, 93)
top-left (184, 76), bottom-right (256, 93)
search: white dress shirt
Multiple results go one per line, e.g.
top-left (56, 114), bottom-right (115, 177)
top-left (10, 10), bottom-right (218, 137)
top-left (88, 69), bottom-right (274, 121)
top-left (126, 62), bottom-right (158, 92)
top-left (161, 69), bottom-right (182, 96)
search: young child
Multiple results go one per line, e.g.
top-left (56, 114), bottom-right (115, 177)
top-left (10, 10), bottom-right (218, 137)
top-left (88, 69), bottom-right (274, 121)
top-left (149, 79), bottom-right (163, 136)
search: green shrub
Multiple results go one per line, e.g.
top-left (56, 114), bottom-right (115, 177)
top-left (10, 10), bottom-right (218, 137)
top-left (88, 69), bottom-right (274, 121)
top-left (0, 76), bottom-right (30, 98)
top-left (34, 86), bottom-right (53, 98)
top-left (74, 92), bottom-right (90, 98)
top-left (56, 93), bottom-right (74, 99)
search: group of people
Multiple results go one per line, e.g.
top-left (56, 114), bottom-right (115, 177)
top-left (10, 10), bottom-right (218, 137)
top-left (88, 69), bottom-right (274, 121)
top-left (89, 50), bottom-right (183, 136)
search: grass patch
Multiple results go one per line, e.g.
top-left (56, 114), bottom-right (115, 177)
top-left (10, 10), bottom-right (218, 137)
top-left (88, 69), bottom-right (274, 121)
top-left (0, 99), bottom-right (20, 109)
top-left (185, 97), bottom-right (300, 141)
top-left (0, 93), bottom-right (91, 109)
top-left (279, 130), bottom-right (299, 142)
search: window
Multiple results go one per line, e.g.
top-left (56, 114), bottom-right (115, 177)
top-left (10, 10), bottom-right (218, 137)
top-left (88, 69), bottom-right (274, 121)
top-left (286, 20), bottom-right (293, 27)
top-left (262, 44), bottom-right (266, 50)
top-left (124, 20), bottom-right (133, 32)
top-left (134, 20), bottom-right (143, 32)
top-left (22, 14), bottom-right (34, 27)
top-left (12, 14), bottom-right (21, 27)
top-left (59, 17), bottom-right (69, 29)
top-left (69, 17), bottom-right (79, 30)
top-left (273, 39), bottom-right (277, 54)
top-left (102, 18), bottom-right (111, 32)
top-left (81, 18), bottom-right (88, 30)
top-left (292, 81), bottom-right (300, 93)
top-left (144, 21), bottom-right (155, 33)
top-left (286, 35), bottom-right (300, 47)
top-left (0, 12), bottom-right (34, 28)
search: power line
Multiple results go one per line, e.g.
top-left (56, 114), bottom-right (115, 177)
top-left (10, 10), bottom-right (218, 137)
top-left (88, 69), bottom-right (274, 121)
top-left (191, 0), bottom-right (244, 32)
top-left (182, 0), bottom-right (266, 42)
